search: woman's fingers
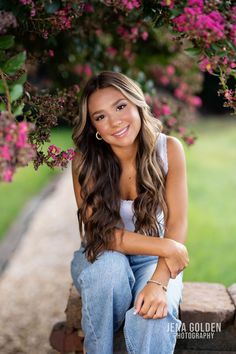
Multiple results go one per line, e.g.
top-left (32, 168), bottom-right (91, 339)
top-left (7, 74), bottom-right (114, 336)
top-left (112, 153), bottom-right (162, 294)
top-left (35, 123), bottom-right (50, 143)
top-left (153, 304), bottom-right (167, 319)
top-left (141, 302), bottom-right (167, 319)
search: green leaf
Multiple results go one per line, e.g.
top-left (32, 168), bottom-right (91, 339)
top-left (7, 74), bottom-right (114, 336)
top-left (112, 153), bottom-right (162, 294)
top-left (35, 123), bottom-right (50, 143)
top-left (0, 35), bottom-right (15, 50)
top-left (0, 102), bottom-right (6, 112)
top-left (10, 84), bottom-right (23, 102)
top-left (0, 80), bottom-right (5, 94)
top-left (13, 103), bottom-right (24, 116)
top-left (3, 51), bottom-right (26, 75)
top-left (184, 47), bottom-right (201, 58)
top-left (45, 0), bottom-right (61, 14)
top-left (14, 72), bottom-right (27, 85)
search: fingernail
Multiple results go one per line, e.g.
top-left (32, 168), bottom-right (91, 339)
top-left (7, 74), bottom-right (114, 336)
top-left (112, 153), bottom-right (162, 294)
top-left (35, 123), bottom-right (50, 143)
top-left (133, 310), bottom-right (137, 315)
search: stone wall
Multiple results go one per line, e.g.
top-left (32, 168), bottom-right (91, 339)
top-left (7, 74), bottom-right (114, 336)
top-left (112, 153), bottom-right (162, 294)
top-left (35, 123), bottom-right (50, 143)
top-left (49, 282), bottom-right (236, 353)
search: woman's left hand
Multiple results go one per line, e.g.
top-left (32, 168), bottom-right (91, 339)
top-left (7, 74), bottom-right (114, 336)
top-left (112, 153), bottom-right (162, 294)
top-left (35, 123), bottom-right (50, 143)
top-left (134, 283), bottom-right (168, 319)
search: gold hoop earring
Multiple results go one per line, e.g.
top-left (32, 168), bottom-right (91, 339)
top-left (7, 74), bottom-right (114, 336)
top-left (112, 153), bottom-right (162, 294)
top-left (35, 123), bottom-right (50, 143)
top-left (96, 131), bottom-right (103, 140)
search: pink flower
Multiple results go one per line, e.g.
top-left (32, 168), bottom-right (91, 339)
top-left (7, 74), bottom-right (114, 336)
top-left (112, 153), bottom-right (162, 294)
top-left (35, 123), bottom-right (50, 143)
top-left (230, 24), bottom-right (236, 46)
top-left (144, 94), bottom-right (152, 105)
top-left (131, 27), bottom-right (138, 36)
top-left (106, 47), bottom-right (118, 58)
top-left (0, 145), bottom-right (11, 160)
top-left (30, 8), bottom-right (36, 17)
top-left (173, 7), bottom-right (225, 45)
top-left (83, 64), bottom-right (92, 77)
top-left (42, 30), bottom-right (49, 39)
top-left (160, 0), bottom-right (175, 9)
top-left (185, 136), bottom-right (195, 145)
top-left (188, 96), bottom-right (202, 107)
top-left (159, 76), bottom-right (169, 85)
top-left (121, 0), bottom-right (140, 10)
top-left (48, 49), bottom-right (54, 57)
top-left (3, 167), bottom-right (14, 182)
top-left (48, 144), bottom-right (61, 155)
top-left (67, 148), bottom-right (75, 160)
top-left (188, 0), bottom-right (203, 8)
top-left (141, 31), bottom-right (148, 41)
top-left (20, 0), bottom-right (32, 4)
top-left (174, 87), bottom-right (186, 100)
top-left (161, 104), bottom-right (171, 116)
top-left (166, 65), bottom-right (175, 76)
top-left (224, 89), bottom-right (235, 102)
top-left (16, 122), bottom-right (28, 148)
top-left (178, 127), bottom-right (186, 135)
top-left (83, 3), bottom-right (94, 13)
top-left (166, 117), bottom-right (177, 127)
top-left (199, 57), bottom-right (213, 73)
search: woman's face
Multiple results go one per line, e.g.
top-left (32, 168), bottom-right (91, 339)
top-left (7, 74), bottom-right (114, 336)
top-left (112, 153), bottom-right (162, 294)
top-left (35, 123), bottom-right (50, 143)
top-left (88, 86), bottom-right (141, 148)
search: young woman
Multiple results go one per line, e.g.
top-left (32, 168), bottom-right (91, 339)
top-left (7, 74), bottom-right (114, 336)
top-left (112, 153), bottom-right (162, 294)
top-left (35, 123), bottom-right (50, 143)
top-left (71, 71), bottom-right (189, 354)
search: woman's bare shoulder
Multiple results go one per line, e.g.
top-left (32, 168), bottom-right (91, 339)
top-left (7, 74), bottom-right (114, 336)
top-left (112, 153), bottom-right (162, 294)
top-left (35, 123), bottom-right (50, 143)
top-left (166, 136), bottom-right (186, 171)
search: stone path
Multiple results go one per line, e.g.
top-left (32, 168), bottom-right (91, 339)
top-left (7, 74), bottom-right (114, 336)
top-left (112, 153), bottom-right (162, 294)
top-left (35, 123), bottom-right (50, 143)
top-left (0, 166), bottom-right (81, 354)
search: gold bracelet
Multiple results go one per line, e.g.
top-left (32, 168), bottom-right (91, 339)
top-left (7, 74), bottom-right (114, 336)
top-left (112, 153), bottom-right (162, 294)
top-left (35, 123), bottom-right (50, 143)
top-left (147, 280), bottom-right (167, 292)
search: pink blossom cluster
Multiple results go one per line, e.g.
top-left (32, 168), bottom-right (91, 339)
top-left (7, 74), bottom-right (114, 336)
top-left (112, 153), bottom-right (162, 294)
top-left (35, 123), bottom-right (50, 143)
top-left (172, 2), bottom-right (226, 47)
top-left (19, 0), bottom-right (32, 5)
top-left (72, 63), bottom-right (93, 78)
top-left (19, 0), bottom-right (36, 17)
top-left (152, 64), bottom-right (202, 108)
top-left (152, 99), bottom-right (177, 128)
top-left (121, 0), bottom-right (140, 11)
top-left (0, 114), bottom-right (36, 182)
top-left (103, 0), bottom-right (140, 12)
top-left (0, 11), bottom-right (17, 34)
top-left (199, 55), bottom-right (236, 75)
top-left (117, 25), bottom-right (148, 43)
top-left (229, 7), bottom-right (236, 46)
top-left (106, 46), bottom-right (118, 59)
top-left (54, 8), bottom-right (72, 30)
top-left (160, 0), bottom-right (175, 10)
top-left (83, 3), bottom-right (95, 13)
top-left (47, 145), bottom-right (75, 167)
top-left (149, 97), bottom-right (196, 145)
top-left (224, 89), bottom-right (236, 103)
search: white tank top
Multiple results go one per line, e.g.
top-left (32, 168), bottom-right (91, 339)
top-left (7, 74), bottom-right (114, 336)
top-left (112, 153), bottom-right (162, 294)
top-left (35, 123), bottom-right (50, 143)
top-left (119, 133), bottom-right (168, 237)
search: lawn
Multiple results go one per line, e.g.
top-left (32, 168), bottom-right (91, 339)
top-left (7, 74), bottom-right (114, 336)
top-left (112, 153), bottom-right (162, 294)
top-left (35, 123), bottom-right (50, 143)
top-left (0, 127), bottom-right (73, 241)
top-left (0, 118), bottom-right (235, 286)
top-left (183, 116), bottom-right (236, 287)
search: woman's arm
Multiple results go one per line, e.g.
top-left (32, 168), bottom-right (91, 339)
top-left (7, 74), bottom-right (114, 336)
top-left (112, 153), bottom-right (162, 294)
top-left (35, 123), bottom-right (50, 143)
top-left (150, 135), bottom-right (188, 282)
top-left (110, 227), bottom-right (186, 260)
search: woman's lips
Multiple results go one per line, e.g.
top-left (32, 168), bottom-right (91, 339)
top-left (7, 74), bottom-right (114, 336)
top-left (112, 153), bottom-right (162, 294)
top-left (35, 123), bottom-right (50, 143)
top-left (112, 125), bottom-right (129, 138)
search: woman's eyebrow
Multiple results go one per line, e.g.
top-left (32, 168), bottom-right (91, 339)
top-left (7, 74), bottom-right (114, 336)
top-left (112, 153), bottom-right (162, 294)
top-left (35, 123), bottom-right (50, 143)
top-left (91, 98), bottom-right (126, 117)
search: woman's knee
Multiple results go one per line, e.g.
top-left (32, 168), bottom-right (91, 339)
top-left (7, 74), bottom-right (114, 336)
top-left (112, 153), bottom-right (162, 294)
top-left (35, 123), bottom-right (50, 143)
top-left (124, 307), bottom-right (181, 352)
top-left (74, 249), bottom-right (134, 291)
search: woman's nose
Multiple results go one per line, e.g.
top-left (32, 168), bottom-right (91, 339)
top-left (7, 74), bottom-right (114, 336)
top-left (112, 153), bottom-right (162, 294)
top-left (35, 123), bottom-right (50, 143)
top-left (110, 115), bottom-right (122, 127)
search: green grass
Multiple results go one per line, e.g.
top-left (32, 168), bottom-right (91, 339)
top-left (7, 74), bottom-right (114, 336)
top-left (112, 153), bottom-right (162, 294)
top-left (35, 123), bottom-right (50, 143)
top-left (182, 117), bottom-right (236, 286)
top-left (0, 127), bottom-right (73, 241)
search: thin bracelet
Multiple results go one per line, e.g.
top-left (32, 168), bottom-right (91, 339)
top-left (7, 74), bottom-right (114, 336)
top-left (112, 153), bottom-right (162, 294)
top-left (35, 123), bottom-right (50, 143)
top-left (147, 280), bottom-right (168, 292)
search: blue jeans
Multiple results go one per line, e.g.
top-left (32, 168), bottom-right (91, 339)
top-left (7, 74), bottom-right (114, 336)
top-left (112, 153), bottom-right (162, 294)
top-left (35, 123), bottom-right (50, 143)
top-left (71, 245), bottom-right (183, 354)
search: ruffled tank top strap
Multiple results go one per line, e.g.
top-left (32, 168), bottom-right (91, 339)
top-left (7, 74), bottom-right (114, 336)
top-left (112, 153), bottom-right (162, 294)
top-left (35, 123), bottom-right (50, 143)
top-left (156, 132), bottom-right (168, 175)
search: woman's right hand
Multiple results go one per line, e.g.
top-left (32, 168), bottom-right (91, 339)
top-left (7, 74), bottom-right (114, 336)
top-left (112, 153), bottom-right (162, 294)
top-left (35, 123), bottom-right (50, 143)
top-left (162, 239), bottom-right (189, 279)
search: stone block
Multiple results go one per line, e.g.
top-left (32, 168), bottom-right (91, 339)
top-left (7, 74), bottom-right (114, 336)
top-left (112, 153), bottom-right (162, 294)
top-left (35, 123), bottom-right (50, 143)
top-left (180, 282), bottom-right (235, 328)
top-left (228, 283), bottom-right (236, 326)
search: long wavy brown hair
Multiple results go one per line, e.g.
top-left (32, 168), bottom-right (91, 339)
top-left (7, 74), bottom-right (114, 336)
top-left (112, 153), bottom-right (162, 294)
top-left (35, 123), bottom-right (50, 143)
top-left (72, 71), bottom-right (168, 263)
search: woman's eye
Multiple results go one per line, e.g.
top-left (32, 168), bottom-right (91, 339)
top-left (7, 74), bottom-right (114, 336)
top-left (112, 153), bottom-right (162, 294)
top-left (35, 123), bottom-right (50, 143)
top-left (117, 104), bottom-right (126, 111)
top-left (95, 114), bottom-right (105, 121)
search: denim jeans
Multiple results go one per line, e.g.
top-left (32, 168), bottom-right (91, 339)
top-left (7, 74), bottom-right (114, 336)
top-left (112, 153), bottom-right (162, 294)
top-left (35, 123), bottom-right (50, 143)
top-left (71, 245), bottom-right (183, 354)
